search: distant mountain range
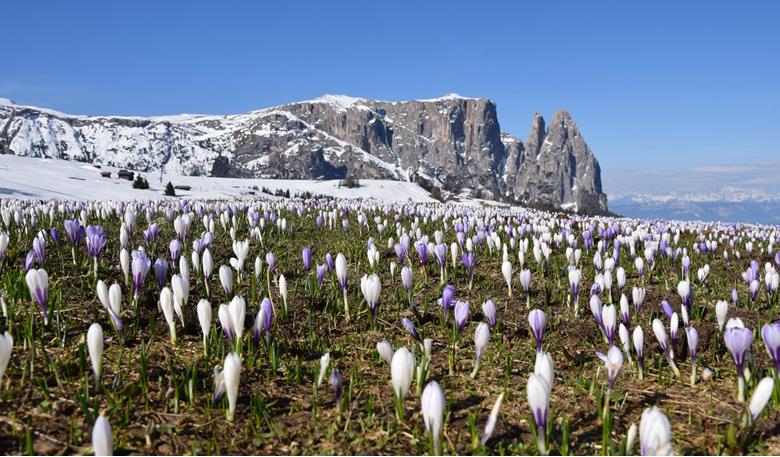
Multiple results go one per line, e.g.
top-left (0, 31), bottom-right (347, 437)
top-left (0, 95), bottom-right (609, 214)
top-left (608, 188), bottom-right (780, 225)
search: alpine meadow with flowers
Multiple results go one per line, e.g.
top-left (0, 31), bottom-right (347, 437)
top-left (0, 195), bottom-right (779, 455)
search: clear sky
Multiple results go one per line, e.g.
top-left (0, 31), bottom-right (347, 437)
top-left (2, 0), bottom-right (778, 171)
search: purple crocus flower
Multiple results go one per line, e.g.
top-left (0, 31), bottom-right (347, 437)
top-left (302, 247), bottom-right (313, 273)
top-left (154, 258), bottom-right (169, 291)
top-left (482, 299), bottom-right (496, 328)
top-left (25, 251), bottom-right (35, 272)
top-left (131, 249), bottom-right (152, 298)
top-left (661, 300), bottom-right (674, 319)
top-left (144, 223), bottom-right (159, 244)
top-left (686, 326), bottom-right (699, 362)
top-left (169, 239), bottom-right (182, 263)
top-left (266, 252), bottom-right (276, 272)
top-left (762, 322), bottom-right (780, 374)
top-left (775, 250), bottom-right (780, 269)
top-left (253, 298), bottom-right (273, 346)
top-left (316, 264), bottom-right (327, 287)
top-left (63, 219), bottom-right (84, 246)
top-left (528, 309), bottom-right (547, 352)
top-left (732, 288), bottom-right (738, 306)
top-left (85, 225), bottom-right (106, 260)
top-left (32, 237), bottom-right (45, 264)
top-left (402, 317), bottom-right (421, 343)
top-left (724, 326), bottom-right (753, 400)
top-left (435, 243), bottom-right (447, 269)
top-left (461, 252), bottom-right (475, 285)
top-left (415, 241), bottom-right (428, 265)
top-left (394, 244), bottom-right (405, 264)
top-left (441, 284), bottom-right (455, 315)
top-left (590, 295), bottom-right (604, 331)
top-left (325, 253), bottom-right (334, 273)
top-left (454, 300), bottom-right (470, 334)
top-left (49, 228), bottom-right (59, 245)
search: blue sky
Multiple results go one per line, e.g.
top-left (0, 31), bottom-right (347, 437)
top-left (2, 0), bottom-right (778, 173)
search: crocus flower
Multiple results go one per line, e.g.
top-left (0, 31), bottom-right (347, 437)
top-left (253, 298), bottom-right (273, 346)
top-left (462, 252), bottom-right (475, 288)
top-left (501, 260), bottom-right (513, 297)
top-left (441, 285), bottom-right (455, 318)
top-left (597, 345), bottom-right (624, 390)
top-left (669, 313), bottom-right (679, 343)
top-left (197, 299), bottom-right (212, 354)
top-left (732, 287), bottom-right (738, 306)
top-left (86, 225), bottom-right (106, 260)
top-left (620, 294), bottom-right (630, 326)
top-left (401, 266), bottom-right (413, 298)
top-left (761, 322), bottom-right (780, 374)
top-left (481, 392), bottom-right (504, 446)
top-left (317, 352), bottom-right (331, 389)
top-left (482, 299), bottom-right (496, 328)
top-left (716, 300), bottom-right (728, 331)
top-left (660, 300), bottom-right (673, 320)
top-left (470, 322), bottom-right (490, 378)
top-left (160, 287), bottom-right (177, 343)
top-left (652, 318), bottom-right (680, 378)
top-left (528, 309), bottom-right (547, 352)
top-left (169, 239), bottom-right (182, 263)
top-left (402, 317), bottom-right (421, 343)
top-left (421, 380), bottom-right (446, 455)
top-left (527, 373), bottom-right (550, 455)
top-left (748, 377), bottom-right (774, 422)
top-left (131, 249), bottom-right (151, 299)
top-left (391, 347), bottom-right (415, 420)
top-left (639, 406), bottom-right (673, 456)
top-left (619, 323), bottom-right (632, 362)
top-left (724, 326), bottom-right (753, 401)
top-left (219, 265), bottom-right (233, 296)
top-left (0, 331), bottom-right (12, 384)
top-left (64, 219), bottom-right (85, 247)
top-left (153, 258), bottom-right (168, 291)
top-left (25, 268), bottom-right (49, 325)
top-left (520, 269), bottom-right (532, 307)
top-left (335, 253), bottom-right (350, 319)
top-left (32, 236), bottom-right (45, 264)
top-left (87, 323), bottom-right (104, 385)
top-left (569, 268), bottom-right (582, 315)
top-left (454, 300), bottom-right (470, 335)
top-left (602, 304), bottom-right (617, 345)
top-left (590, 295), bottom-right (604, 338)
top-left (685, 326), bottom-right (699, 386)
top-left (361, 273), bottom-right (382, 318)
top-left (632, 286), bottom-right (645, 312)
top-left (376, 340), bottom-right (393, 364)
top-left (223, 352), bottom-right (241, 421)
top-left (278, 274), bottom-right (288, 314)
top-left (92, 415), bottom-right (113, 456)
top-left (302, 247), bottom-right (312, 273)
top-left (316, 264), bottom-right (327, 287)
top-left (633, 325), bottom-right (645, 379)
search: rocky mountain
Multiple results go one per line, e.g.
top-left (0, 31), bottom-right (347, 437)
top-left (0, 94), bottom-right (608, 213)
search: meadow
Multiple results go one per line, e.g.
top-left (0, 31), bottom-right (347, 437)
top-left (0, 196), bottom-right (778, 455)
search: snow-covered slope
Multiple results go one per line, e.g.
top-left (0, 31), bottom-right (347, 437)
top-left (0, 155), bottom-right (436, 202)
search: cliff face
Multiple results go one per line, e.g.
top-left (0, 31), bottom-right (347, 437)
top-left (0, 94), bottom-right (608, 213)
